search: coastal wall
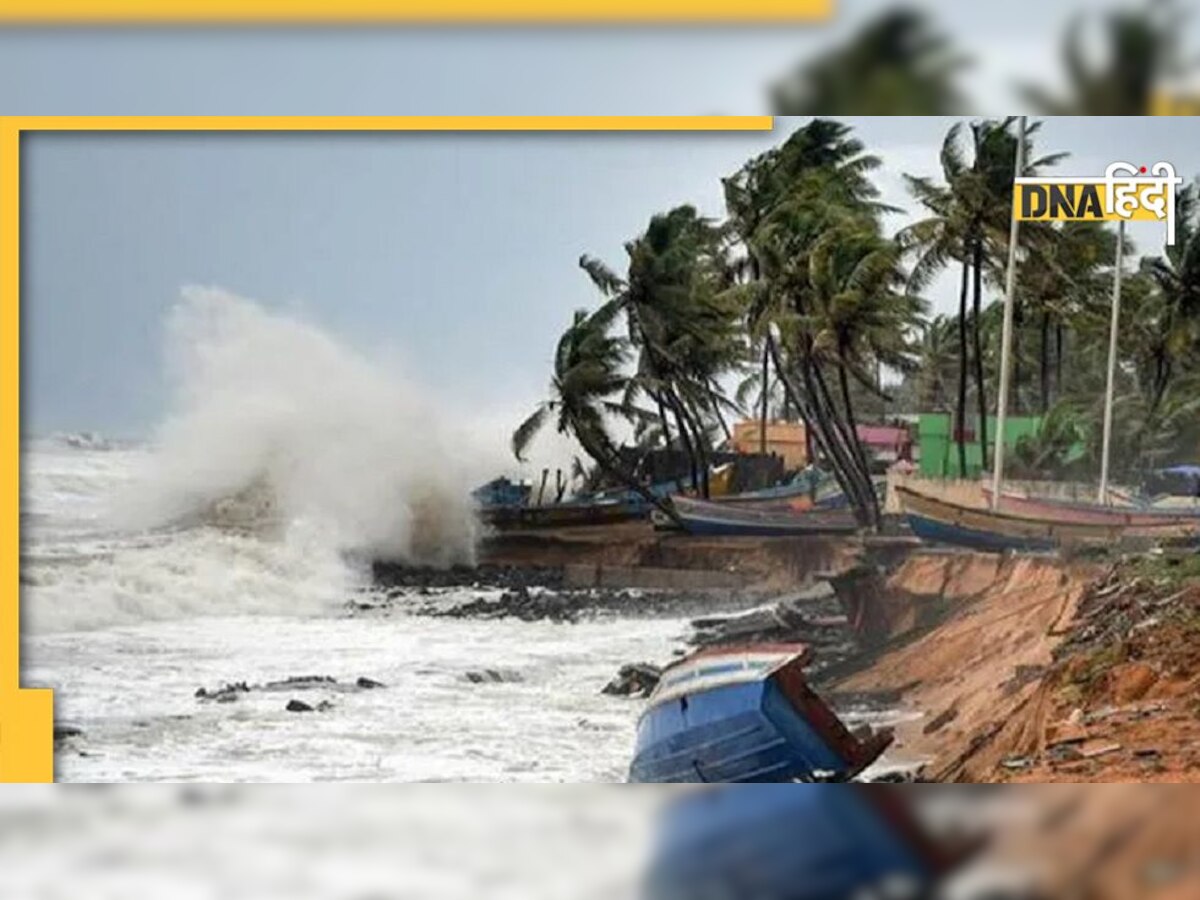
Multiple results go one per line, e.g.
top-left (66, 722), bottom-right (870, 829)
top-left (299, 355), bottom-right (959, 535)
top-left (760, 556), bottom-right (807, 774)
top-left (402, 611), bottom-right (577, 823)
top-left (481, 524), bottom-right (863, 593)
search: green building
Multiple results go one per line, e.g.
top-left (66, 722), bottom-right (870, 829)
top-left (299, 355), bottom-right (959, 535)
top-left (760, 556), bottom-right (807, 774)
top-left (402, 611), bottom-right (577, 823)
top-left (917, 413), bottom-right (1046, 479)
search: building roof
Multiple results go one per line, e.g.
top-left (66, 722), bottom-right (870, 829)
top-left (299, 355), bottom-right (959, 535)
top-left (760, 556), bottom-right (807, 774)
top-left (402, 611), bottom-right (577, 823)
top-left (856, 425), bottom-right (912, 448)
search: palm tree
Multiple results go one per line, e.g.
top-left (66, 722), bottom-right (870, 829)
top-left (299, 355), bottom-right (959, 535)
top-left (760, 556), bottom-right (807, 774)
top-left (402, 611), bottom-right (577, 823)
top-left (748, 164), bottom-right (920, 530)
top-left (902, 124), bottom-right (978, 475)
top-left (911, 315), bottom-right (959, 413)
top-left (771, 7), bottom-right (969, 115)
top-left (724, 121), bottom-right (899, 521)
top-left (1018, 222), bottom-right (1119, 413)
top-left (512, 305), bottom-right (676, 520)
top-left (579, 206), bottom-right (744, 497)
top-left (806, 216), bottom-right (926, 494)
top-left (1139, 182), bottom-right (1200, 413)
top-left (1021, 1), bottom-right (1192, 115)
top-left (903, 119), bottom-right (1067, 474)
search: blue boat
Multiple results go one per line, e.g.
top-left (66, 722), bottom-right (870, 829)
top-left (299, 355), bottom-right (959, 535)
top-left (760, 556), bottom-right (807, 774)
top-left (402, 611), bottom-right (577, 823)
top-left (899, 485), bottom-right (1198, 554)
top-left (906, 508), bottom-right (1056, 553)
top-left (669, 496), bottom-right (859, 538)
top-left (629, 644), bottom-right (892, 783)
top-left (642, 786), bottom-right (947, 900)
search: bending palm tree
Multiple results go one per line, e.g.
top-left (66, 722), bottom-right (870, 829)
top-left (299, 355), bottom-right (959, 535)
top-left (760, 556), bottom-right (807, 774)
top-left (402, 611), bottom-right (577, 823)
top-left (580, 206), bottom-right (744, 498)
top-left (772, 7), bottom-right (969, 115)
top-left (512, 305), bottom-right (679, 522)
top-left (1021, 1), bottom-right (1192, 115)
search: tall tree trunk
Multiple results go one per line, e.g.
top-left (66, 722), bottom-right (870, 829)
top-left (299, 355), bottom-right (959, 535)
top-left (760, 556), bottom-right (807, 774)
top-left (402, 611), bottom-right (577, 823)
top-left (668, 389), bottom-right (711, 499)
top-left (655, 393), bottom-right (672, 447)
top-left (760, 342), bottom-right (771, 454)
top-left (972, 238), bottom-right (989, 474)
top-left (708, 380), bottom-right (733, 443)
top-left (768, 338), bottom-right (864, 525)
top-left (814, 361), bottom-right (878, 529)
top-left (1040, 311), bottom-right (1052, 414)
top-left (576, 425), bottom-right (683, 526)
top-left (681, 399), bottom-right (713, 500)
top-left (1055, 322), bottom-right (1065, 399)
top-left (669, 401), bottom-right (699, 496)
top-left (956, 257), bottom-right (971, 477)
top-left (837, 357), bottom-right (879, 524)
top-left (767, 332), bottom-right (815, 468)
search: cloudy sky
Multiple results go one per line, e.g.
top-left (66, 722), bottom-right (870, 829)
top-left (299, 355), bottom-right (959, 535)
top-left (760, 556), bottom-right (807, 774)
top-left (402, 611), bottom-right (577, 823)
top-left (3, 4), bottom-right (1199, 440)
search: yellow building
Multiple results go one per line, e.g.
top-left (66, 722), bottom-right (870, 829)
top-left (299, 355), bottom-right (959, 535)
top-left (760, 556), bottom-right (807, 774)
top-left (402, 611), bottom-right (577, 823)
top-left (731, 420), bottom-right (809, 471)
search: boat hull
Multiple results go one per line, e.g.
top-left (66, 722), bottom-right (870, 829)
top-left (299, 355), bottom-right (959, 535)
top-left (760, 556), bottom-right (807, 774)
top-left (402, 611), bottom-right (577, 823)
top-left (983, 487), bottom-right (1200, 527)
top-left (899, 486), bottom-right (1200, 553)
top-left (907, 509), bottom-right (1055, 553)
top-left (642, 786), bottom-right (939, 900)
top-left (481, 500), bottom-right (642, 529)
top-left (671, 496), bottom-right (858, 538)
top-left (629, 646), bottom-right (891, 784)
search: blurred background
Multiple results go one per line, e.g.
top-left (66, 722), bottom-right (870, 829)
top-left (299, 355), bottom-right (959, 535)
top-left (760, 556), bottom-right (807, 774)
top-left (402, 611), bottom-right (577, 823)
top-left (0, 2), bottom-right (1197, 116)
top-left (4, 4), bottom-right (1200, 900)
top-left (1, 785), bottom-right (1198, 899)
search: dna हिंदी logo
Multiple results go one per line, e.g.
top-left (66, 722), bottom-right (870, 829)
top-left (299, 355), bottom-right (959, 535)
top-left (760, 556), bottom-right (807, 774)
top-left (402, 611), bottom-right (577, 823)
top-left (1015, 162), bottom-right (1184, 245)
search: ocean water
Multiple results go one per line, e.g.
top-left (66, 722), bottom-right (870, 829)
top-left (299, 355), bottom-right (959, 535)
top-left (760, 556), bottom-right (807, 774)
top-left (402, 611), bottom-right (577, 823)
top-left (0, 784), bottom-right (666, 898)
top-left (20, 290), bottom-right (701, 784)
top-left (22, 437), bottom-right (695, 783)
top-left (21, 291), bottom-right (905, 791)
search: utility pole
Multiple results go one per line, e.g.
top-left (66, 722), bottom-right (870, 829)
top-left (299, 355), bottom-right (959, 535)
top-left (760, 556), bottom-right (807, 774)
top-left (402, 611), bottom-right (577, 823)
top-left (1098, 221), bottom-right (1127, 505)
top-left (991, 116), bottom-right (1028, 511)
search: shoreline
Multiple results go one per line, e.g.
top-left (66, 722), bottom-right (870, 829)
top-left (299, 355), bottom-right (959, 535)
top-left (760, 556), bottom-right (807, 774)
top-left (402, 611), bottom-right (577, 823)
top-left (386, 523), bottom-right (1200, 786)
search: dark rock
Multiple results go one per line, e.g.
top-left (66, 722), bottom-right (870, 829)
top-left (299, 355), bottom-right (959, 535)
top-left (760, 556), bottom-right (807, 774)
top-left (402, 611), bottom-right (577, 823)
top-left (195, 682), bottom-right (250, 703)
top-left (356, 676), bottom-right (386, 689)
top-left (602, 663), bottom-right (662, 698)
top-left (372, 562), bottom-right (566, 593)
top-left (464, 669), bottom-right (524, 685)
top-left (53, 724), bottom-right (84, 743)
top-left (263, 675), bottom-right (337, 691)
top-left (286, 699), bottom-right (314, 713)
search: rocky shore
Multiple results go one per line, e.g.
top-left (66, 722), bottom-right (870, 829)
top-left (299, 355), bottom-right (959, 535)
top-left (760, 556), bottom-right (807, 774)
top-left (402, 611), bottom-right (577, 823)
top-left (374, 530), bottom-right (1200, 789)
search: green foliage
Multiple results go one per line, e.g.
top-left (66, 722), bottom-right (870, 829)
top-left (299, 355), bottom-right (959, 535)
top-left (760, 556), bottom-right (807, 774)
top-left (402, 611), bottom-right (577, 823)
top-left (771, 7), bottom-right (968, 116)
top-left (518, 116), bottom-right (1200, 522)
top-left (1021, 0), bottom-right (1192, 115)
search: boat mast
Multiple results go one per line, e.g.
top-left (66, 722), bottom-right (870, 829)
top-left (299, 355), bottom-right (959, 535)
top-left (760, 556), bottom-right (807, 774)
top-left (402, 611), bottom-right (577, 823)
top-left (991, 116), bottom-right (1028, 511)
top-left (1098, 220), bottom-right (1127, 505)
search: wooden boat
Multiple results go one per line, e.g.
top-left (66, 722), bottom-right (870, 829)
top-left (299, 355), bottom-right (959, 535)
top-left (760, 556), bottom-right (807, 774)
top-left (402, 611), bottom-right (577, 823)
top-left (712, 474), bottom-right (886, 510)
top-left (642, 786), bottom-right (954, 900)
top-left (898, 485), bottom-right (1200, 553)
top-left (480, 498), bottom-right (642, 530)
top-left (670, 495), bottom-right (859, 538)
top-left (628, 644), bottom-right (893, 783)
top-left (982, 486), bottom-right (1200, 526)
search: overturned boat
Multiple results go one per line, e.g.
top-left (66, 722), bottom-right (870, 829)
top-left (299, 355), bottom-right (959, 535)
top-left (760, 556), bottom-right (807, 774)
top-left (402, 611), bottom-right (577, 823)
top-left (629, 644), bottom-right (892, 783)
top-left (642, 785), bottom-right (956, 900)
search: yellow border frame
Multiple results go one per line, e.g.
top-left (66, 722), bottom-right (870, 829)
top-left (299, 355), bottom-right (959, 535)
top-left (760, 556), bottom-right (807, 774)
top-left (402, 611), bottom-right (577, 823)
top-left (0, 114), bottom-right (773, 782)
top-left (0, 1), bottom-right (832, 24)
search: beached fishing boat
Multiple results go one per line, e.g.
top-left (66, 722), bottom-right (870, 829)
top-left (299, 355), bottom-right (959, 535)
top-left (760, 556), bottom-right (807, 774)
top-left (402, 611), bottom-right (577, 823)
top-left (899, 486), bottom-right (1200, 553)
top-left (642, 786), bottom-right (953, 900)
top-left (628, 644), bottom-right (893, 783)
top-left (981, 486), bottom-right (1200, 526)
top-left (670, 495), bottom-right (859, 538)
top-left (480, 498), bottom-right (643, 530)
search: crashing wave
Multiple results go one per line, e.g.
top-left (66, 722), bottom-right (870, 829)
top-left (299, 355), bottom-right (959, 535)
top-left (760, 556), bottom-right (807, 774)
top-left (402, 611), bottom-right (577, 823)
top-left (54, 431), bottom-right (117, 452)
top-left (113, 287), bottom-right (482, 568)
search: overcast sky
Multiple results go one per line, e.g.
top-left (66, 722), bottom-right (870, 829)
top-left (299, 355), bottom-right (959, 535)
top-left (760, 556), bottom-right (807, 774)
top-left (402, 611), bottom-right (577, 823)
top-left (3, 5), bottom-right (1199, 438)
